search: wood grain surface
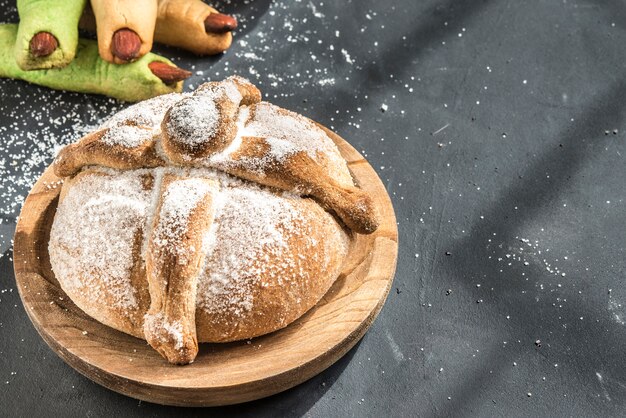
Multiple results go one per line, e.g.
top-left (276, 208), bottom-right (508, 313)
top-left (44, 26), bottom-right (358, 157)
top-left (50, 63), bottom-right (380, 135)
top-left (12, 125), bottom-right (398, 407)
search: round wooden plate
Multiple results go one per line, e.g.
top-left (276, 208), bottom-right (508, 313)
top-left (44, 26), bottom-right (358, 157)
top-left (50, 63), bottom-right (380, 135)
top-left (13, 126), bottom-right (398, 407)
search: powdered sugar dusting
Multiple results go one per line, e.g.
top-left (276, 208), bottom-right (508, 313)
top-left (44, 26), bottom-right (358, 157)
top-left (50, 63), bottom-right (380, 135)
top-left (206, 106), bottom-right (250, 165)
top-left (197, 184), bottom-right (302, 315)
top-left (0, 90), bottom-right (121, 225)
top-left (98, 93), bottom-right (185, 149)
top-left (246, 102), bottom-right (330, 161)
top-left (101, 125), bottom-right (155, 148)
top-left (222, 79), bottom-right (244, 105)
top-left (49, 169), bottom-right (152, 311)
top-left (247, 103), bottom-right (353, 187)
top-left (153, 178), bottom-right (215, 260)
top-left (207, 102), bottom-right (353, 187)
top-left (102, 93), bottom-right (184, 131)
top-left (166, 96), bottom-right (220, 146)
top-left (264, 136), bottom-right (299, 159)
top-left (143, 312), bottom-right (185, 350)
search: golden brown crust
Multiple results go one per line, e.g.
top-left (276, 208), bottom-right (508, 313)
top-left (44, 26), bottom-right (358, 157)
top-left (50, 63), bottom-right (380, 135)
top-left (194, 197), bottom-right (349, 342)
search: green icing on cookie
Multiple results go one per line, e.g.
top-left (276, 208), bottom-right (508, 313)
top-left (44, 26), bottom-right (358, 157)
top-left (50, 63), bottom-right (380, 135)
top-left (1, 24), bottom-right (183, 102)
top-left (15, 0), bottom-right (87, 70)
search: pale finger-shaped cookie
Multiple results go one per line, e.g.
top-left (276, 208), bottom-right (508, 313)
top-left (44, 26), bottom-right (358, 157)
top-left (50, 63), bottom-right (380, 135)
top-left (155, 0), bottom-right (235, 55)
top-left (90, 0), bottom-right (157, 63)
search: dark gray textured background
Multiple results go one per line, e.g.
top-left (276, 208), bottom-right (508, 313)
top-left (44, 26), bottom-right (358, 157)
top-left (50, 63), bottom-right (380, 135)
top-left (1, 0), bottom-right (626, 416)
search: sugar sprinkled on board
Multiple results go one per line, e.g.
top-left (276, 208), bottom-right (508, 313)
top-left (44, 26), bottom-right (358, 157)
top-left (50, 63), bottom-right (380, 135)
top-left (0, 88), bottom-right (122, 221)
top-left (341, 49), bottom-right (354, 65)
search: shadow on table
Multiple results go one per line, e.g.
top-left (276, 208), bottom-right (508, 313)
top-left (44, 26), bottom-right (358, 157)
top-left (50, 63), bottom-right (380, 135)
top-left (436, 76), bottom-right (626, 414)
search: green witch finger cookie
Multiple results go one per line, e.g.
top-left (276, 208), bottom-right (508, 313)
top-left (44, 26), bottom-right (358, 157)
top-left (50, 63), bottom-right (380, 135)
top-left (15, 0), bottom-right (87, 70)
top-left (1, 24), bottom-right (191, 102)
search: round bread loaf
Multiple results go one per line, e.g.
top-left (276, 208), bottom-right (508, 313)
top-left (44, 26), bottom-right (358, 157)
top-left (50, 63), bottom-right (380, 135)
top-left (48, 77), bottom-right (378, 364)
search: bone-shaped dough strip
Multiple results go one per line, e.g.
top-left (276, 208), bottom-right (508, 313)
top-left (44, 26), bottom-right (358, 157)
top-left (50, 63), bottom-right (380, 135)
top-left (52, 76), bottom-right (378, 234)
top-left (90, 0), bottom-right (157, 63)
top-left (53, 128), bottom-right (165, 178)
top-left (143, 174), bottom-right (216, 364)
top-left (226, 137), bottom-right (379, 234)
top-left (52, 77), bottom-right (260, 177)
top-left (160, 90), bottom-right (378, 234)
top-left (56, 129), bottom-right (378, 233)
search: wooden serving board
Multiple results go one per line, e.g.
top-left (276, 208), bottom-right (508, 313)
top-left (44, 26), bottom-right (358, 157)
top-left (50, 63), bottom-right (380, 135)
top-left (13, 126), bottom-right (398, 407)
